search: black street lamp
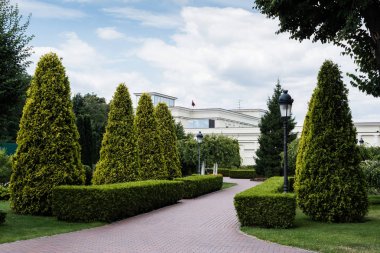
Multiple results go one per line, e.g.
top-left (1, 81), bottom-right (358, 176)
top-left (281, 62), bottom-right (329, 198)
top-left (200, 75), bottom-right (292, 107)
top-left (359, 137), bottom-right (364, 145)
top-left (279, 90), bottom-right (294, 193)
top-left (196, 131), bottom-right (203, 174)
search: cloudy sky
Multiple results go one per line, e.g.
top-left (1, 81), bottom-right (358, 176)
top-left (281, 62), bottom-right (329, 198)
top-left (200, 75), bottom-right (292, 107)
top-left (13, 0), bottom-right (379, 124)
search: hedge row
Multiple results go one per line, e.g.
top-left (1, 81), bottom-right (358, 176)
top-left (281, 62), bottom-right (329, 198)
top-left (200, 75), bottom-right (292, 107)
top-left (175, 174), bottom-right (223, 198)
top-left (52, 180), bottom-right (183, 222)
top-left (234, 176), bottom-right (295, 228)
top-left (229, 169), bottom-right (256, 179)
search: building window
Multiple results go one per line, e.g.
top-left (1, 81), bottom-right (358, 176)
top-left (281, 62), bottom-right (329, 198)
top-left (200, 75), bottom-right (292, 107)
top-left (209, 119), bottom-right (215, 128)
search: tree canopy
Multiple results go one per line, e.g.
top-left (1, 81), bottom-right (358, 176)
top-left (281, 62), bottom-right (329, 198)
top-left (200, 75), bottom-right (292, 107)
top-left (0, 0), bottom-right (33, 141)
top-left (254, 0), bottom-right (380, 97)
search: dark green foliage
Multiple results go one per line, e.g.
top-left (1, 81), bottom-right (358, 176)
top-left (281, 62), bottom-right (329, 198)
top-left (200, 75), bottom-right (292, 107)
top-left (202, 135), bottom-right (241, 168)
top-left (0, 0), bottom-right (33, 142)
top-left (76, 115), bottom-right (93, 166)
top-left (155, 103), bottom-right (182, 179)
top-left (10, 53), bottom-right (85, 215)
top-left (254, 0), bottom-right (380, 97)
top-left (178, 134), bottom-right (198, 175)
top-left (92, 84), bottom-right (138, 184)
top-left (72, 93), bottom-right (109, 165)
top-left (0, 149), bottom-right (12, 184)
top-left (174, 175), bottom-right (223, 198)
top-left (0, 210), bottom-right (6, 224)
top-left (295, 60), bottom-right (368, 222)
top-left (217, 168), bottom-right (230, 177)
top-left (358, 146), bottom-right (380, 161)
top-left (174, 121), bottom-right (186, 140)
top-left (360, 160), bottom-right (380, 194)
top-left (52, 180), bottom-right (183, 222)
top-left (234, 177), bottom-right (296, 228)
top-left (0, 185), bottom-right (10, 200)
top-left (280, 138), bottom-right (299, 176)
top-left (135, 94), bottom-right (168, 180)
top-left (83, 165), bottom-right (93, 185)
top-left (255, 81), bottom-right (296, 177)
top-left (229, 169), bottom-right (256, 179)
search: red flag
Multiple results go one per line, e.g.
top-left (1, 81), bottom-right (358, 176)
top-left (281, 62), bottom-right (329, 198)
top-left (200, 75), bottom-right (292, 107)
top-left (192, 100), bottom-right (195, 107)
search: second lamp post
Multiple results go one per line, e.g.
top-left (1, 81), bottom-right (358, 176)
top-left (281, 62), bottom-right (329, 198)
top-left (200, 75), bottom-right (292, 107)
top-left (196, 131), bottom-right (203, 174)
top-left (279, 90), bottom-right (293, 193)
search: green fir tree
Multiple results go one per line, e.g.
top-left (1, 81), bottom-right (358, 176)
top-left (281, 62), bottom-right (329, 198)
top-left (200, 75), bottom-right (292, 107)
top-left (92, 84), bottom-right (137, 184)
top-left (10, 52), bottom-right (84, 215)
top-left (135, 94), bottom-right (168, 180)
top-left (155, 103), bottom-right (182, 179)
top-left (295, 60), bottom-right (368, 222)
top-left (255, 81), bottom-right (296, 177)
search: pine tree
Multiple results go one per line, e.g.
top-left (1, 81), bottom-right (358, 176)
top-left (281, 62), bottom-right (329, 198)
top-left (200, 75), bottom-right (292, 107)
top-left (92, 84), bottom-right (137, 184)
top-left (135, 94), bottom-right (168, 180)
top-left (155, 103), bottom-right (182, 179)
top-left (295, 60), bottom-right (368, 222)
top-left (255, 81), bottom-right (296, 177)
top-left (10, 52), bottom-right (84, 215)
top-left (76, 115), bottom-right (94, 166)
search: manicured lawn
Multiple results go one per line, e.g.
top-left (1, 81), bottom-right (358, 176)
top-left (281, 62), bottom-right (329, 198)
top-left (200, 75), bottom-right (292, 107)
top-left (222, 182), bottom-right (237, 189)
top-left (242, 196), bottom-right (380, 253)
top-left (0, 201), bottom-right (105, 244)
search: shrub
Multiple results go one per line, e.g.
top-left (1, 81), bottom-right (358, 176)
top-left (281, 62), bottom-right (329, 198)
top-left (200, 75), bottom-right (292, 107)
top-left (280, 138), bottom-right (299, 176)
top-left (217, 168), bottom-right (230, 177)
top-left (135, 94), bottom-right (168, 180)
top-left (52, 180), bottom-right (183, 222)
top-left (10, 52), bottom-right (85, 215)
top-left (234, 176), bottom-right (296, 228)
top-left (92, 84), bottom-right (138, 184)
top-left (295, 60), bottom-right (368, 222)
top-left (84, 165), bottom-right (93, 185)
top-left (229, 169), bottom-right (256, 179)
top-left (175, 175), bottom-right (223, 198)
top-left (360, 160), bottom-right (380, 194)
top-left (0, 185), bottom-right (10, 200)
top-left (0, 210), bottom-right (6, 224)
top-left (0, 149), bottom-right (12, 184)
top-left (155, 103), bottom-right (181, 179)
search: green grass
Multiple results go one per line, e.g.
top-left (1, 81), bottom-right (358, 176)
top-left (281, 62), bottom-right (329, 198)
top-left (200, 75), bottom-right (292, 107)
top-left (0, 201), bottom-right (105, 244)
top-left (242, 200), bottom-right (380, 253)
top-left (222, 182), bottom-right (237, 189)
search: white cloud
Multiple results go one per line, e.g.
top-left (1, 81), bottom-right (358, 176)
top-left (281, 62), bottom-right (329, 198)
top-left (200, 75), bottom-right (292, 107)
top-left (103, 7), bottom-right (181, 29)
top-left (96, 27), bottom-right (125, 40)
top-left (135, 7), bottom-right (379, 122)
top-left (15, 0), bottom-right (86, 19)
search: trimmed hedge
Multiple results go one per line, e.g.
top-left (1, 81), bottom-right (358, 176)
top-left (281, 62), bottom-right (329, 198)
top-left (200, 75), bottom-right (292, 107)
top-left (229, 169), bottom-right (256, 179)
top-left (175, 175), bottom-right (223, 198)
top-left (52, 180), bottom-right (183, 222)
top-left (218, 169), bottom-right (230, 177)
top-left (234, 176), bottom-right (295, 228)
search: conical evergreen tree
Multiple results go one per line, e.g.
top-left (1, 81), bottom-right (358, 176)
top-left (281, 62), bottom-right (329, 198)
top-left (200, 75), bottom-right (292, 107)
top-left (155, 103), bottom-right (182, 179)
top-left (135, 94), bottom-right (168, 180)
top-left (10, 52), bottom-right (85, 215)
top-left (92, 84), bottom-right (137, 184)
top-left (295, 60), bottom-right (368, 222)
top-left (255, 81), bottom-right (296, 177)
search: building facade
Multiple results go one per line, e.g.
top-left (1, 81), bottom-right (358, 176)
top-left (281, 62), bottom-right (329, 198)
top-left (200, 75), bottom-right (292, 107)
top-left (135, 92), bottom-right (380, 166)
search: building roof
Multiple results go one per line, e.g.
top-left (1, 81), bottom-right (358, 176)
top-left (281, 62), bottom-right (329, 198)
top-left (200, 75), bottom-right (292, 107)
top-left (134, 92), bottom-right (177, 100)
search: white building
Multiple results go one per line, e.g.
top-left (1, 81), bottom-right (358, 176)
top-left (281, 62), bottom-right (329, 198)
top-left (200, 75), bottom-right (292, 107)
top-left (135, 92), bottom-right (380, 165)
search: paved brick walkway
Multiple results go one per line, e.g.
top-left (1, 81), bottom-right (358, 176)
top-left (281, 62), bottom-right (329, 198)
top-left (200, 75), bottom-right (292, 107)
top-left (0, 178), bottom-right (313, 253)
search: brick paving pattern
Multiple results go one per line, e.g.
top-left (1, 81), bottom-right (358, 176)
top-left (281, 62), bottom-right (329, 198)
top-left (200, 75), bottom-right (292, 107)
top-left (0, 178), bottom-right (314, 253)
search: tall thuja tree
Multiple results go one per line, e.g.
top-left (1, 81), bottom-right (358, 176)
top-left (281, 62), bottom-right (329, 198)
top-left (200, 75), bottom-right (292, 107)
top-left (295, 60), bottom-right (368, 222)
top-left (155, 103), bottom-right (182, 179)
top-left (10, 53), bottom-right (84, 215)
top-left (135, 94), bottom-right (168, 180)
top-left (255, 81), bottom-right (296, 177)
top-left (92, 84), bottom-right (137, 184)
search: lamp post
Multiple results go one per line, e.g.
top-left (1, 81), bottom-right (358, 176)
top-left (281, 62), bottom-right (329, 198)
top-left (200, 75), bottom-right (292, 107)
top-left (196, 131), bottom-right (203, 174)
top-left (359, 137), bottom-right (364, 145)
top-left (279, 90), bottom-right (293, 193)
